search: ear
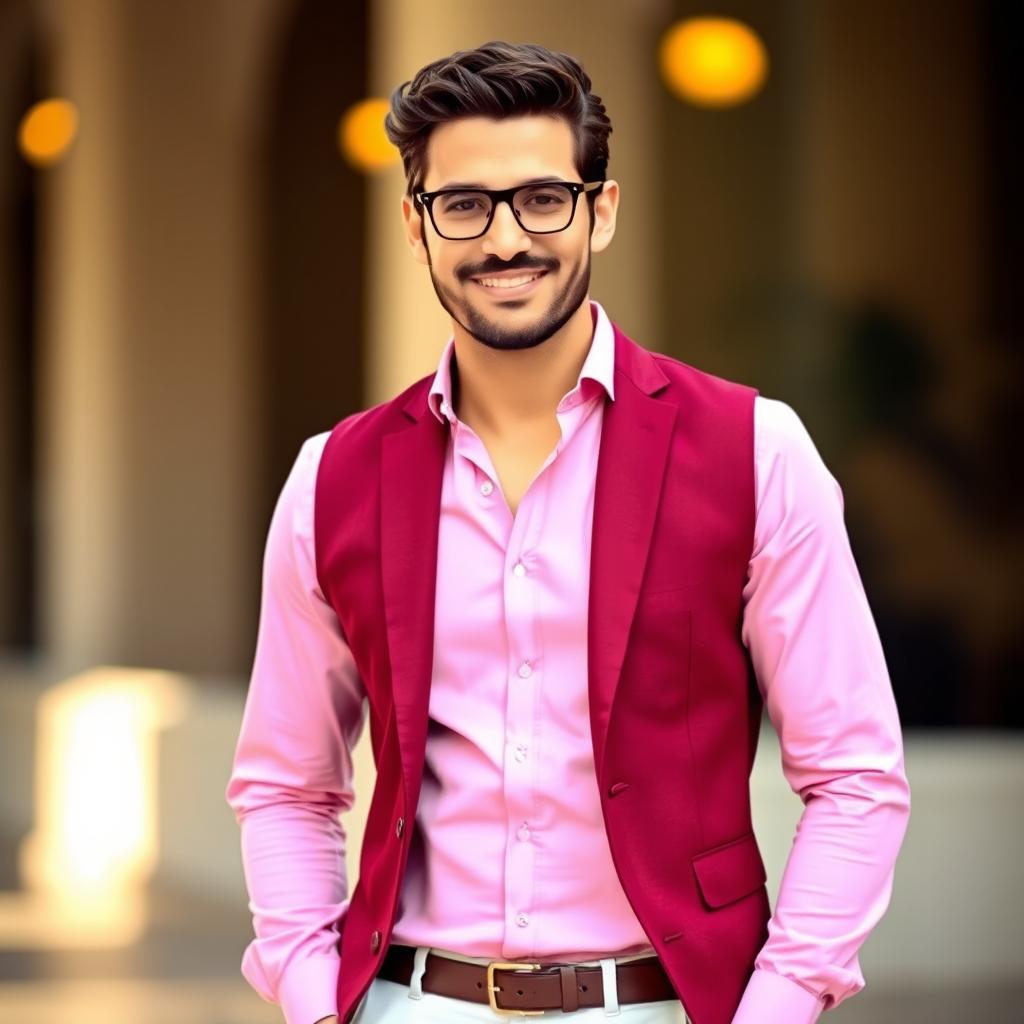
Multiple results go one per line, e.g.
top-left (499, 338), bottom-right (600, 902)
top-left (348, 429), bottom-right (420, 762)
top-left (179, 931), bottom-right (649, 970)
top-left (401, 193), bottom-right (430, 266)
top-left (589, 179), bottom-right (619, 255)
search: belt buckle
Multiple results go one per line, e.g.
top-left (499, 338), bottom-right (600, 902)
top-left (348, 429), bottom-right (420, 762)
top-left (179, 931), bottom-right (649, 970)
top-left (486, 960), bottom-right (545, 1016)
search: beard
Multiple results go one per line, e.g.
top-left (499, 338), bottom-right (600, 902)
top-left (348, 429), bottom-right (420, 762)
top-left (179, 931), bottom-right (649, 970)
top-left (423, 236), bottom-right (591, 352)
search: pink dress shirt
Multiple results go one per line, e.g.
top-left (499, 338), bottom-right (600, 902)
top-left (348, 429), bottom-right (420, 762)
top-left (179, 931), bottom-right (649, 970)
top-left (225, 299), bottom-right (910, 1024)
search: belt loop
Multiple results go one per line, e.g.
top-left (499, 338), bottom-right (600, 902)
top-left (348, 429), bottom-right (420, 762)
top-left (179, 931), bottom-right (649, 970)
top-left (558, 965), bottom-right (580, 1012)
top-left (407, 945), bottom-right (430, 999)
top-left (599, 958), bottom-right (620, 1016)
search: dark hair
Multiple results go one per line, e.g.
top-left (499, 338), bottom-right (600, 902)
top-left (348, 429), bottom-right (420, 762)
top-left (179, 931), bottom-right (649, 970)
top-left (384, 40), bottom-right (612, 217)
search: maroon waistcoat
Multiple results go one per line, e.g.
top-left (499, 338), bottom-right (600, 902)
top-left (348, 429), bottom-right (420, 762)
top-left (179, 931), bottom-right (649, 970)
top-left (314, 319), bottom-right (767, 1024)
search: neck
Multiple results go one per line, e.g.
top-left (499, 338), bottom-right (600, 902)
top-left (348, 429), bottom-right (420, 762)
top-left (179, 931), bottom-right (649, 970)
top-left (451, 299), bottom-right (595, 437)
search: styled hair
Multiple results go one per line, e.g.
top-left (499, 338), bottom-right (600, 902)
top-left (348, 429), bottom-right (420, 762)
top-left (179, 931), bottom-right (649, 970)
top-left (384, 40), bottom-right (612, 217)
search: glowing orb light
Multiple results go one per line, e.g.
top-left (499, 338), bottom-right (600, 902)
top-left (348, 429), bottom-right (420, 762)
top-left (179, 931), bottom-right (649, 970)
top-left (18, 98), bottom-right (79, 166)
top-left (659, 17), bottom-right (768, 108)
top-left (338, 97), bottom-right (400, 172)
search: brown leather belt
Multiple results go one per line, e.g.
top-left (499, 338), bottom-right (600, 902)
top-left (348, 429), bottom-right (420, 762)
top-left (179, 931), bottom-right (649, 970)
top-left (377, 943), bottom-right (678, 1015)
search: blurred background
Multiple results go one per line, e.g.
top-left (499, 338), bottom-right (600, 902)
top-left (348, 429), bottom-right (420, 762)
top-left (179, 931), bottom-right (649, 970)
top-left (0, 0), bottom-right (1021, 1021)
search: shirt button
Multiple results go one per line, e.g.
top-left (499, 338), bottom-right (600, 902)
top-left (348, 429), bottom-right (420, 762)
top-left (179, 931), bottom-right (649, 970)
top-left (517, 823), bottom-right (531, 841)
top-left (516, 913), bottom-right (529, 927)
top-left (480, 480), bottom-right (494, 496)
top-left (517, 661), bottom-right (532, 679)
top-left (512, 562), bottom-right (526, 577)
top-left (370, 929), bottom-right (381, 952)
top-left (395, 816), bottom-right (404, 838)
top-left (514, 744), bottom-right (527, 763)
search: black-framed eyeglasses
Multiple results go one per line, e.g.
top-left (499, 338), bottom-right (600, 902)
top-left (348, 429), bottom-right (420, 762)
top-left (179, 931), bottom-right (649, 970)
top-left (414, 180), bottom-right (605, 240)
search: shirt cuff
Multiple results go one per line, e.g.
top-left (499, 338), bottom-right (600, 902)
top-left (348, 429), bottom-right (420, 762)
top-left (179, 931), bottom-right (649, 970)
top-left (731, 968), bottom-right (826, 1024)
top-left (277, 952), bottom-right (340, 1024)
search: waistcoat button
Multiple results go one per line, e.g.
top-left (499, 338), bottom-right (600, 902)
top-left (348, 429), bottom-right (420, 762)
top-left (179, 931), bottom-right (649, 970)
top-left (370, 930), bottom-right (381, 953)
top-left (395, 816), bottom-right (404, 838)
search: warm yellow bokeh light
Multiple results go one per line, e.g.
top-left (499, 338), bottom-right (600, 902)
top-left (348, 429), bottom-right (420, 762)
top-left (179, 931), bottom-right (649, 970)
top-left (338, 97), bottom-right (400, 172)
top-left (659, 17), bottom-right (768, 108)
top-left (18, 97), bottom-right (79, 166)
top-left (0, 666), bottom-right (190, 949)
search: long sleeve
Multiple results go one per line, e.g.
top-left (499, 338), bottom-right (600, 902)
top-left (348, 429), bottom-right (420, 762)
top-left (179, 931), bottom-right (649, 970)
top-left (224, 432), bottom-right (367, 1024)
top-left (731, 398), bottom-right (912, 1024)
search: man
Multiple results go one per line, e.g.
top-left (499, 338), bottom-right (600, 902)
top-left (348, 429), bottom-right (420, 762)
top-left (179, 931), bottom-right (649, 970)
top-left (225, 40), bottom-right (911, 1024)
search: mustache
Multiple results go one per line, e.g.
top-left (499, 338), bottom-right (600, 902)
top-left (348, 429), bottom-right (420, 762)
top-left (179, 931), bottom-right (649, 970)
top-left (463, 260), bottom-right (554, 279)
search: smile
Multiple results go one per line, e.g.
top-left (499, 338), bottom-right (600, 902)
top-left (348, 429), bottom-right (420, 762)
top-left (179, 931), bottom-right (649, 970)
top-left (470, 270), bottom-right (549, 298)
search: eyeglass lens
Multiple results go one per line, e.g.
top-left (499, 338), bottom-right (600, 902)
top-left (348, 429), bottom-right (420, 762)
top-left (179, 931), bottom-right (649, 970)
top-left (433, 183), bottom-right (574, 238)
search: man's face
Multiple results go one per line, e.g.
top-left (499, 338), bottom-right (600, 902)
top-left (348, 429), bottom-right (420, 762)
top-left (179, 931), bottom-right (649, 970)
top-left (401, 114), bottom-right (617, 352)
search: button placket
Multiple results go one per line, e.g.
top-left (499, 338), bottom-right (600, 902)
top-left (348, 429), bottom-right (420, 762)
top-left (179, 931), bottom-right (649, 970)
top-left (500, 487), bottom-right (543, 959)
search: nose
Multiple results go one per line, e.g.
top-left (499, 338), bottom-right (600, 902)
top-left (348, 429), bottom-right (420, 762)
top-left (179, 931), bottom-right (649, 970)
top-left (481, 197), bottom-right (532, 261)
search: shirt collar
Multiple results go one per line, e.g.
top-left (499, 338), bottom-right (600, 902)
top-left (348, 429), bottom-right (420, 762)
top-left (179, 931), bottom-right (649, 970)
top-left (428, 299), bottom-right (616, 425)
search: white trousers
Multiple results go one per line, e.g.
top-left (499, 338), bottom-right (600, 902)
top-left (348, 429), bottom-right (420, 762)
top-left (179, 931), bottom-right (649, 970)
top-left (351, 946), bottom-right (691, 1023)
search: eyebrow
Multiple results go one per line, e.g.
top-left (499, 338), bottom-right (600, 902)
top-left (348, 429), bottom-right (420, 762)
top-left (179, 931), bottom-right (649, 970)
top-left (435, 175), bottom-right (565, 190)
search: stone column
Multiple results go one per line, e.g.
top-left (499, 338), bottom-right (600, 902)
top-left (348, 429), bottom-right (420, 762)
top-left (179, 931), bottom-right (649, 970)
top-left (35, 0), bottom-right (285, 673)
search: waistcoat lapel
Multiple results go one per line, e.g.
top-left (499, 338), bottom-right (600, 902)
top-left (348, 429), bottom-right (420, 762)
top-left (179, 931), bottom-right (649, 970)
top-left (380, 396), bottom-right (447, 808)
top-left (587, 324), bottom-right (675, 777)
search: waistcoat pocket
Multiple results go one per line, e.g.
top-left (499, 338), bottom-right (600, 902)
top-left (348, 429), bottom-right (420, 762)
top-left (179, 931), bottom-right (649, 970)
top-left (691, 830), bottom-right (767, 909)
